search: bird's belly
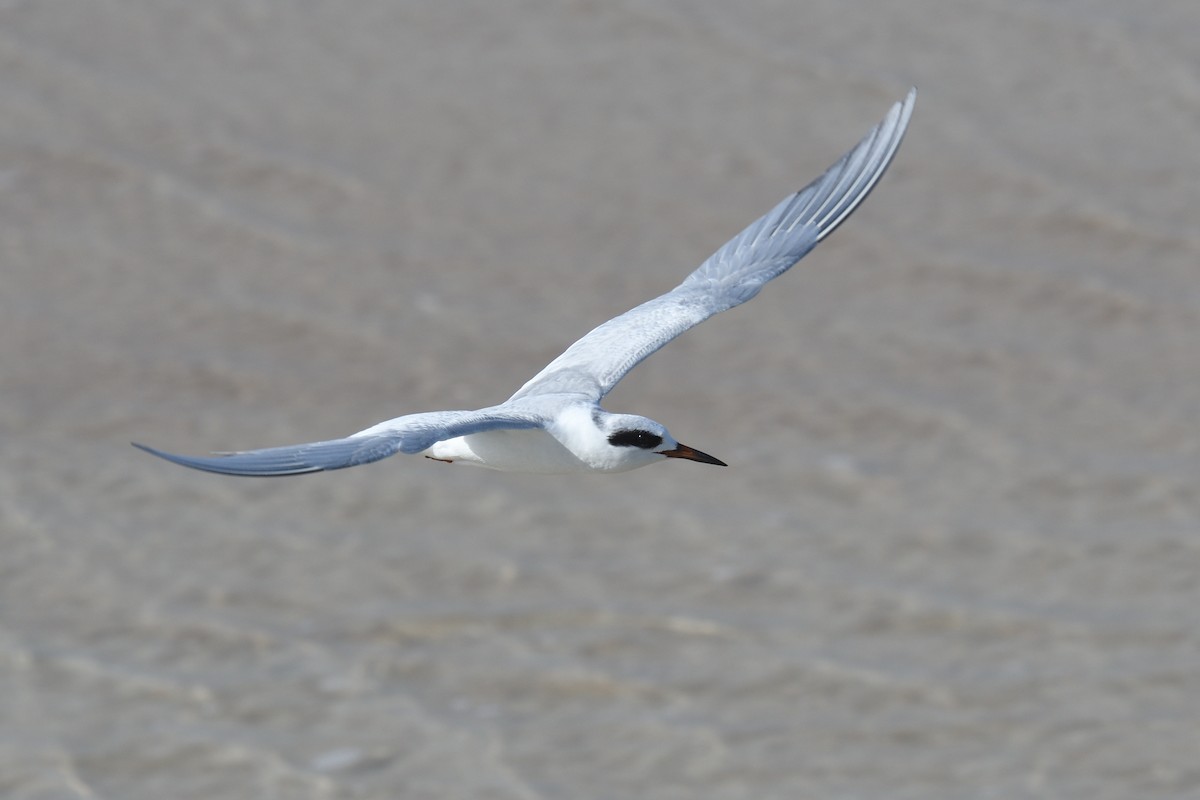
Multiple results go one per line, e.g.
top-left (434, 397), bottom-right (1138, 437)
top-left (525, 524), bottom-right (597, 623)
top-left (423, 429), bottom-right (591, 474)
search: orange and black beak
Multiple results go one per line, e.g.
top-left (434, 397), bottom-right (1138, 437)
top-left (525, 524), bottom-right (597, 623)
top-left (658, 443), bottom-right (727, 466)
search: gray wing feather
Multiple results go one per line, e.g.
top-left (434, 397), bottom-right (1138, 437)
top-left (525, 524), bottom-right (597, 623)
top-left (510, 89), bottom-right (915, 402)
top-left (133, 406), bottom-right (546, 477)
top-left (132, 436), bottom-right (405, 476)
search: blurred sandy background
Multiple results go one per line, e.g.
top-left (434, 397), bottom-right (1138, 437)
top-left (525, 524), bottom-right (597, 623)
top-left (3, 2), bottom-right (1199, 798)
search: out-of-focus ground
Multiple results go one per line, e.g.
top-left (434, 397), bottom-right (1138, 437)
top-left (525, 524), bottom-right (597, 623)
top-left (3, 2), bottom-right (1199, 798)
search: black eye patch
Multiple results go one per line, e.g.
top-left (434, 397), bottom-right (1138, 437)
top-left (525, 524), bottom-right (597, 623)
top-left (607, 430), bottom-right (664, 450)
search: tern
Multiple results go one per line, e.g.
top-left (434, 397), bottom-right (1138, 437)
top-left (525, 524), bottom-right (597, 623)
top-left (134, 89), bottom-right (915, 476)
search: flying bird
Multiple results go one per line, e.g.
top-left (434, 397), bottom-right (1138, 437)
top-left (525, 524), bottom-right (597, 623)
top-left (134, 89), bottom-right (915, 476)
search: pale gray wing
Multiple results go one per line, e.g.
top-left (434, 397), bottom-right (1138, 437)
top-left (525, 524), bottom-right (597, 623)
top-left (132, 406), bottom-right (547, 477)
top-left (510, 89), bottom-right (915, 402)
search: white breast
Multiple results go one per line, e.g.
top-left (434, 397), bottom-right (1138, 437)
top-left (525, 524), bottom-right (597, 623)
top-left (422, 428), bottom-right (593, 474)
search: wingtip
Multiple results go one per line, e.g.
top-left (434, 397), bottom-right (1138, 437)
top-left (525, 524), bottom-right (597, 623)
top-left (897, 87), bottom-right (918, 128)
top-left (132, 440), bottom-right (227, 474)
top-left (131, 440), bottom-right (185, 465)
top-left (131, 441), bottom-right (180, 460)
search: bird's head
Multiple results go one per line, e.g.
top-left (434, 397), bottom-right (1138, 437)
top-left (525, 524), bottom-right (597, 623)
top-left (553, 408), bottom-right (726, 472)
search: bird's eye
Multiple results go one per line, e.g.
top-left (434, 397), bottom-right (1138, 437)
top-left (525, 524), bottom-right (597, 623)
top-left (607, 430), bottom-right (664, 450)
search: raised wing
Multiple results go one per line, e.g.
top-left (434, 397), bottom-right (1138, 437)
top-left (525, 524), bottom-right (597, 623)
top-left (510, 88), bottom-right (915, 402)
top-left (132, 406), bottom-right (546, 476)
